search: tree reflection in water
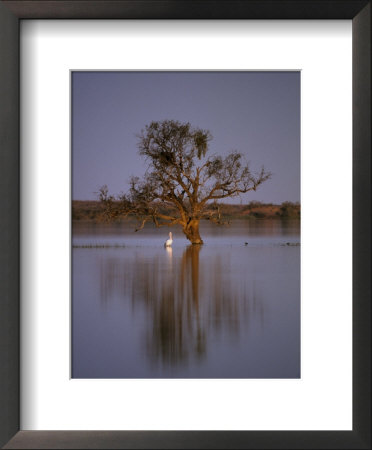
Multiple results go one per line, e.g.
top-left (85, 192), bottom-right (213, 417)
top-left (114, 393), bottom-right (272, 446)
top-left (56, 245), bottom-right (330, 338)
top-left (100, 245), bottom-right (264, 367)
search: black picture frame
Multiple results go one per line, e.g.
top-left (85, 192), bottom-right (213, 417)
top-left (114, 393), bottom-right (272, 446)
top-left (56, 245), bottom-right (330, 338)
top-left (0, 1), bottom-right (370, 449)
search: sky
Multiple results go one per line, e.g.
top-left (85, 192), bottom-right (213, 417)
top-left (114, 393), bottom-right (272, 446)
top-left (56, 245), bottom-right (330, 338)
top-left (72, 71), bottom-right (300, 204)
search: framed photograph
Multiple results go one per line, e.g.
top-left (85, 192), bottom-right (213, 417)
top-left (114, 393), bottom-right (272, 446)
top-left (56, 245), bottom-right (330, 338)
top-left (70, 70), bottom-right (301, 381)
top-left (0, 1), bottom-right (370, 449)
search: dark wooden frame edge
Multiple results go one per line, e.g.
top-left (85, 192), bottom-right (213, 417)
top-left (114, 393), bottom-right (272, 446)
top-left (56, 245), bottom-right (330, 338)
top-left (0, 1), bottom-right (370, 449)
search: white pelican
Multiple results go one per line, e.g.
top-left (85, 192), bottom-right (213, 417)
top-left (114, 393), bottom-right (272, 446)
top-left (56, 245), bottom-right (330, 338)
top-left (164, 232), bottom-right (173, 247)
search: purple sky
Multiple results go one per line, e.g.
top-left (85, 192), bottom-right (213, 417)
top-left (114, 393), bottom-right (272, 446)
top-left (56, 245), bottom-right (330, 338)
top-left (72, 71), bottom-right (300, 204)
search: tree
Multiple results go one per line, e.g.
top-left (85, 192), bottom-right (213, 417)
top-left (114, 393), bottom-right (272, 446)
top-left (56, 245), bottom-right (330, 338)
top-left (99, 120), bottom-right (271, 244)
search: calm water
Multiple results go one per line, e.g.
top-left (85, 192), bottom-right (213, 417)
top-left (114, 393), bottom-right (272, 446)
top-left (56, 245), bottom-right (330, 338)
top-left (72, 220), bottom-right (300, 378)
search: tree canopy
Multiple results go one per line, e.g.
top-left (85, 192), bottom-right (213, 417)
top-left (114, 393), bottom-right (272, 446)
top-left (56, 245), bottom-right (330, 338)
top-left (99, 120), bottom-right (271, 244)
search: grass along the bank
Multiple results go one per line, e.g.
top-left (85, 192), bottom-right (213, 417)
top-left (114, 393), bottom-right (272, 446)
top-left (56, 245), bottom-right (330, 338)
top-left (72, 200), bottom-right (300, 223)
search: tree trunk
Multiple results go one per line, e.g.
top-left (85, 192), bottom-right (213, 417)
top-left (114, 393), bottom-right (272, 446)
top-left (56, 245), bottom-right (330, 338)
top-left (183, 219), bottom-right (203, 245)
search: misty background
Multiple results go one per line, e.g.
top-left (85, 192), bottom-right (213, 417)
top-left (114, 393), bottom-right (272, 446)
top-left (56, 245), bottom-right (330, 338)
top-left (72, 71), bottom-right (300, 204)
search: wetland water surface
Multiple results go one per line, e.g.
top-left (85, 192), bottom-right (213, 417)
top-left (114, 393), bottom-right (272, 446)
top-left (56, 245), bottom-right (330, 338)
top-left (72, 220), bottom-right (300, 378)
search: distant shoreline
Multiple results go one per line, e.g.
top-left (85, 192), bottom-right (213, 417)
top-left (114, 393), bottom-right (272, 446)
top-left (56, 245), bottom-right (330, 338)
top-left (72, 200), bottom-right (300, 223)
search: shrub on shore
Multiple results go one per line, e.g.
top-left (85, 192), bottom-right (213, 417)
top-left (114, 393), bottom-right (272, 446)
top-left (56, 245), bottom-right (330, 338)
top-left (72, 200), bottom-right (300, 223)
